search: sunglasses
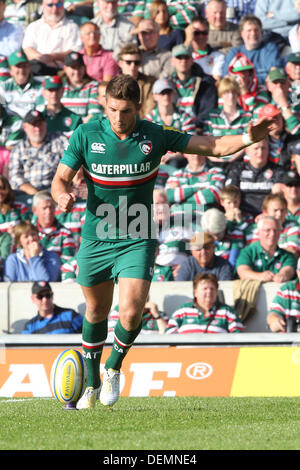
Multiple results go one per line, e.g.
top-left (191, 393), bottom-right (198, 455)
top-left (193, 30), bottom-right (209, 36)
top-left (123, 60), bottom-right (141, 65)
top-left (47, 1), bottom-right (63, 7)
top-left (36, 292), bottom-right (53, 300)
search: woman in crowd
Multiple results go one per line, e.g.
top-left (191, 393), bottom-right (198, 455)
top-left (149, 0), bottom-right (185, 51)
top-left (166, 273), bottom-right (243, 334)
top-left (4, 220), bottom-right (61, 282)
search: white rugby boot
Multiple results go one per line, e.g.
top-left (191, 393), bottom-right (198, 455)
top-left (76, 386), bottom-right (101, 409)
top-left (99, 369), bottom-right (120, 406)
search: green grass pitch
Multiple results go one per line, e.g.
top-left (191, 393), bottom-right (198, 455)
top-left (0, 396), bottom-right (299, 451)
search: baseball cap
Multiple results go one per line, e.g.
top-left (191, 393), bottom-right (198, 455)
top-left (231, 55), bottom-right (254, 73)
top-left (8, 49), bottom-right (28, 67)
top-left (64, 51), bottom-right (84, 67)
top-left (267, 68), bottom-right (287, 82)
top-left (43, 75), bottom-right (62, 90)
top-left (258, 103), bottom-right (281, 119)
top-left (172, 44), bottom-right (192, 58)
top-left (152, 79), bottom-right (174, 94)
top-left (32, 281), bottom-right (52, 295)
top-left (287, 53), bottom-right (300, 64)
top-left (282, 171), bottom-right (300, 187)
top-left (23, 109), bottom-right (45, 125)
top-left (189, 232), bottom-right (215, 250)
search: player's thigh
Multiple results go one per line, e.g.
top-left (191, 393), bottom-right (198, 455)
top-left (118, 277), bottom-right (151, 330)
top-left (80, 280), bottom-right (115, 323)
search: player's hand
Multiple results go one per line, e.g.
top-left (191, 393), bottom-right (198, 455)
top-left (248, 118), bottom-right (274, 143)
top-left (57, 192), bottom-right (76, 213)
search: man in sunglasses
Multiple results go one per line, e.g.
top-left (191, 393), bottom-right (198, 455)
top-left (22, 281), bottom-right (83, 334)
top-left (184, 17), bottom-right (225, 83)
top-left (22, 0), bottom-right (81, 76)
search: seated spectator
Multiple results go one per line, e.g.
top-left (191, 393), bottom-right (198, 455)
top-left (219, 184), bottom-right (254, 235)
top-left (22, 281), bottom-right (83, 334)
top-left (79, 21), bottom-right (120, 83)
top-left (117, 43), bottom-right (156, 119)
top-left (222, 15), bottom-right (283, 84)
top-left (93, 0), bottom-right (137, 53)
top-left (108, 299), bottom-right (168, 334)
top-left (142, 0), bottom-right (201, 31)
top-left (204, 0), bottom-right (242, 54)
top-left (0, 102), bottom-right (24, 149)
top-left (0, 228), bottom-right (12, 279)
top-left (285, 53), bottom-right (300, 112)
top-left (0, 174), bottom-right (31, 234)
top-left (170, 43), bottom-right (218, 131)
top-left (225, 138), bottom-right (285, 217)
top-left (236, 215), bottom-right (297, 283)
top-left (22, 0), bottom-right (81, 76)
top-left (245, 192), bottom-right (300, 258)
top-left (0, 49), bottom-right (42, 125)
top-left (253, 103), bottom-right (300, 168)
top-left (136, 18), bottom-right (174, 79)
top-left (32, 190), bottom-right (76, 264)
top-left (166, 272), bottom-right (243, 333)
top-left (145, 78), bottom-right (196, 166)
top-left (9, 110), bottom-right (68, 205)
top-left (254, 0), bottom-right (300, 40)
top-left (4, 0), bottom-right (42, 30)
top-left (60, 51), bottom-right (102, 122)
top-left (203, 75), bottom-right (252, 166)
top-left (165, 152), bottom-right (225, 218)
top-left (184, 16), bottom-right (225, 83)
top-left (153, 188), bottom-right (191, 273)
top-left (0, 0), bottom-right (24, 58)
top-left (55, 167), bottom-right (86, 248)
top-left (4, 221), bottom-right (61, 281)
top-left (267, 257), bottom-right (300, 332)
top-left (227, 53), bottom-right (269, 112)
top-left (281, 171), bottom-right (300, 224)
top-left (265, 67), bottom-right (300, 118)
top-left (175, 232), bottom-right (234, 281)
top-left (149, 0), bottom-right (185, 51)
top-left (201, 207), bottom-right (244, 267)
top-left (37, 76), bottom-right (82, 138)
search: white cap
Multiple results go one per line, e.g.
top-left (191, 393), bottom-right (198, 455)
top-left (152, 79), bottom-right (174, 95)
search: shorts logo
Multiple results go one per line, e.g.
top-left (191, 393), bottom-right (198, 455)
top-left (139, 140), bottom-right (152, 155)
top-left (91, 142), bottom-right (106, 154)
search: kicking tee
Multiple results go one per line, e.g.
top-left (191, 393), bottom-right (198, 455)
top-left (61, 117), bottom-right (191, 241)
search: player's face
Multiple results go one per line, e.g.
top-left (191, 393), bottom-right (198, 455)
top-left (106, 96), bottom-right (139, 138)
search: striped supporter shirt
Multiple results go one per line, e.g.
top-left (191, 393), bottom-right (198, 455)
top-left (245, 220), bottom-right (300, 256)
top-left (165, 301), bottom-right (243, 334)
top-left (61, 79), bottom-right (102, 117)
top-left (0, 76), bottom-right (42, 118)
top-left (0, 201), bottom-right (31, 232)
top-left (269, 279), bottom-right (300, 320)
top-left (36, 219), bottom-right (76, 264)
top-left (165, 162), bottom-right (225, 215)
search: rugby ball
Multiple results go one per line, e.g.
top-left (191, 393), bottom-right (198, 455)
top-left (50, 349), bottom-right (87, 406)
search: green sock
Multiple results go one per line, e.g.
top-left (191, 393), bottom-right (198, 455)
top-left (82, 317), bottom-right (108, 388)
top-left (105, 319), bottom-right (142, 371)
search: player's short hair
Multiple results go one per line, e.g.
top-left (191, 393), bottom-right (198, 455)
top-left (32, 190), bottom-right (54, 208)
top-left (220, 185), bottom-right (241, 201)
top-left (262, 192), bottom-right (288, 211)
top-left (217, 75), bottom-right (241, 97)
top-left (106, 74), bottom-right (141, 107)
top-left (193, 272), bottom-right (219, 291)
top-left (14, 220), bottom-right (39, 247)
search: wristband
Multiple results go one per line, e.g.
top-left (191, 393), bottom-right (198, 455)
top-left (242, 133), bottom-right (254, 146)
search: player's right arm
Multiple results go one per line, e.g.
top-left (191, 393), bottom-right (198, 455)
top-left (51, 163), bottom-right (78, 213)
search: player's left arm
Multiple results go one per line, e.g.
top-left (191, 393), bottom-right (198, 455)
top-left (51, 163), bottom-right (78, 213)
top-left (183, 118), bottom-right (274, 157)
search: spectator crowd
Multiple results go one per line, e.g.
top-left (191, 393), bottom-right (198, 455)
top-left (1, 0), bottom-right (300, 334)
